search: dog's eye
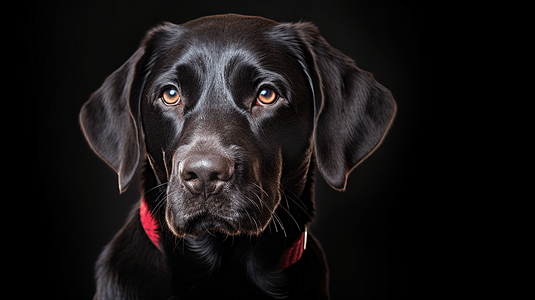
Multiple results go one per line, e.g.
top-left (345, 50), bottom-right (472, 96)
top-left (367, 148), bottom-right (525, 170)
top-left (256, 88), bottom-right (278, 106)
top-left (161, 87), bottom-right (181, 105)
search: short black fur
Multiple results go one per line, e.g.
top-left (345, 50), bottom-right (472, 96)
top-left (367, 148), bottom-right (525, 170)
top-left (80, 14), bottom-right (396, 300)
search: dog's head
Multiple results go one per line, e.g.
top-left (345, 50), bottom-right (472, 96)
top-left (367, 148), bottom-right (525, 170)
top-left (80, 14), bottom-right (396, 237)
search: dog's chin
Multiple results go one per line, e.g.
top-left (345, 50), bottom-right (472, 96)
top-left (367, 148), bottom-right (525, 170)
top-left (166, 210), bottom-right (264, 238)
top-left (182, 217), bottom-right (241, 237)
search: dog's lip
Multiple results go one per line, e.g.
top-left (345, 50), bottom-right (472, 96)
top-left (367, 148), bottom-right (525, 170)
top-left (182, 208), bottom-right (238, 223)
top-left (171, 210), bottom-right (241, 236)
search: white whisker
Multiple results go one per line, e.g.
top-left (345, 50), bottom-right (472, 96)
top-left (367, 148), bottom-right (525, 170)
top-left (280, 186), bottom-right (313, 220)
top-left (251, 182), bottom-right (269, 197)
top-left (138, 182), bottom-right (168, 202)
top-left (276, 200), bottom-right (301, 232)
top-left (244, 195), bottom-right (261, 213)
top-left (272, 212), bottom-right (287, 237)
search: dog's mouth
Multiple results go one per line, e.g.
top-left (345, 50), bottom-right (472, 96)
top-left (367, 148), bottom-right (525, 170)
top-left (165, 208), bottom-right (244, 237)
top-left (164, 188), bottom-right (277, 237)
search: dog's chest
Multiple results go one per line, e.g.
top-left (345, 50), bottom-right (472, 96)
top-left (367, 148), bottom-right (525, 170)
top-left (168, 236), bottom-right (289, 299)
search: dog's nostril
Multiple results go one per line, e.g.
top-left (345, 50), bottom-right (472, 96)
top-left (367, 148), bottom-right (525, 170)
top-left (182, 172), bottom-right (198, 182)
top-left (180, 154), bottom-right (234, 195)
top-left (210, 172), bottom-right (221, 182)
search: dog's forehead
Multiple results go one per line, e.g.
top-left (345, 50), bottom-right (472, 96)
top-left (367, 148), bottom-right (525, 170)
top-left (145, 15), bottom-right (291, 75)
top-left (146, 15), bottom-right (299, 90)
top-left (182, 14), bottom-right (278, 37)
top-left (178, 15), bottom-right (279, 59)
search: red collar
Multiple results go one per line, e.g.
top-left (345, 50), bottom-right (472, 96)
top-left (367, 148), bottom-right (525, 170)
top-left (140, 197), bottom-right (306, 270)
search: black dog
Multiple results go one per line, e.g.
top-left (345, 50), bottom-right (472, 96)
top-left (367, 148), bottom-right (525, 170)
top-left (80, 14), bottom-right (396, 300)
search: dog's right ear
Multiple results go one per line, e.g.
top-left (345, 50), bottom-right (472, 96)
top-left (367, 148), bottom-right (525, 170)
top-left (79, 48), bottom-right (144, 193)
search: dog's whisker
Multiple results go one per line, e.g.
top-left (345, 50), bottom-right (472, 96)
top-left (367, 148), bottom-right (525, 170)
top-left (256, 191), bottom-right (277, 217)
top-left (137, 182), bottom-right (168, 203)
top-left (283, 189), bottom-right (290, 211)
top-left (154, 189), bottom-right (168, 203)
top-left (244, 195), bottom-right (261, 213)
top-left (244, 209), bottom-right (260, 233)
top-left (162, 149), bottom-right (170, 179)
top-left (250, 179), bottom-right (313, 226)
top-left (251, 191), bottom-right (265, 213)
top-left (272, 212), bottom-right (287, 237)
top-left (280, 186), bottom-right (313, 220)
top-left (172, 235), bottom-right (181, 254)
top-left (276, 200), bottom-right (301, 232)
top-left (272, 217), bottom-right (279, 233)
top-left (251, 178), bottom-right (311, 217)
top-left (251, 182), bottom-right (269, 197)
top-left (151, 191), bottom-right (172, 217)
top-left (249, 186), bottom-right (294, 237)
top-left (281, 185), bottom-right (308, 210)
top-left (262, 203), bottom-right (280, 234)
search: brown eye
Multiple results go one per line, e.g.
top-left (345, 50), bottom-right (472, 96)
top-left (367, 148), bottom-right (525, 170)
top-left (257, 88), bottom-right (278, 106)
top-left (162, 87), bottom-right (180, 105)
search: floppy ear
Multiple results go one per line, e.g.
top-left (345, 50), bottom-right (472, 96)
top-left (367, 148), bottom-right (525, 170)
top-left (295, 23), bottom-right (397, 191)
top-left (79, 48), bottom-right (145, 193)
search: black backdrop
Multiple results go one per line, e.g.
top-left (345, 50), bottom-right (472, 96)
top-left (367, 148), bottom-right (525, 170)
top-left (26, 0), bottom-right (431, 298)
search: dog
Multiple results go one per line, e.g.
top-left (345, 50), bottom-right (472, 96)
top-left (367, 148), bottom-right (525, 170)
top-left (80, 14), bottom-right (396, 300)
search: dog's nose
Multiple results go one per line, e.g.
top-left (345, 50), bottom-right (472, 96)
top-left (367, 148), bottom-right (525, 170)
top-left (181, 154), bottom-right (233, 196)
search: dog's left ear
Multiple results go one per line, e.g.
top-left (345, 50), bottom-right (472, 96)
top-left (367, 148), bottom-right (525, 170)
top-left (79, 48), bottom-right (145, 193)
top-left (289, 22), bottom-right (397, 191)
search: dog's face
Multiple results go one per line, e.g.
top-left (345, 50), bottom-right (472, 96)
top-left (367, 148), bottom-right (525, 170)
top-left (142, 17), bottom-right (315, 236)
top-left (80, 15), bottom-right (396, 237)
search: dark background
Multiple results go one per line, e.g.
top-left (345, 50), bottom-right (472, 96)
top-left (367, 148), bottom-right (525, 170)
top-left (26, 0), bottom-right (434, 298)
